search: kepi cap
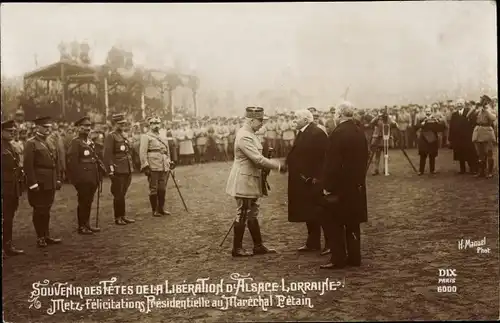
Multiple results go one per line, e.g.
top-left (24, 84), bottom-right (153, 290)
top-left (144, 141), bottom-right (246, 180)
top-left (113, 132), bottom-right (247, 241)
top-left (74, 116), bottom-right (92, 127)
top-left (479, 95), bottom-right (492, 105)
top-left (148, 116), bottom-right (161, 124)
top-left (112, 113), bottom-right (127, 124)
top-left (33, 116), bottom-right (52, 126)
top-left (245, 107), bottom-right (268, 120)
top-left (2, 119), bottom-right (17, 130)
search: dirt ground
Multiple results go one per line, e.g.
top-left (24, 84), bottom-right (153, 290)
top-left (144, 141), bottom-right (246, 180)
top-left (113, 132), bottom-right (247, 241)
top-left (2, 148), bottom-right (499, 322)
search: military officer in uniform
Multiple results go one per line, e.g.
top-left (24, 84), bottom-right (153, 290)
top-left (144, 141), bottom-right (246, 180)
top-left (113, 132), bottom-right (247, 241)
top-left (67, 116), bottom-right (105, 234)
top-left (468, 95), bottom-right (497, 178)
top-left (139, 116), bottom-right (173, 217)
top-left (23, 116), bottom-right (62, 248)
top-left (226, 107), bottom-right (287, 257)
top-left (2, 120), bottom-right (25, 256)
top-left (103, 113), bottom-right (135, 225)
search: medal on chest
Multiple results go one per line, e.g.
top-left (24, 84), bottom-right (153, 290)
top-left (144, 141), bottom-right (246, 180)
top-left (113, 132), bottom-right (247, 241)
top-left (84, 149), bottom-right (90, 156)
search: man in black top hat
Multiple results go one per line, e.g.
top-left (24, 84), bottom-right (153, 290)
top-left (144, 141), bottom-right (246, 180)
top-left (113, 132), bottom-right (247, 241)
top-left (2, 120), bottom-right (25, 256)
top-left (103, 113), bottom-right (135, 225)
top-left (67, 116), bottom-right (106, 234)
top-left (23, 116), bottom-right (62, 248)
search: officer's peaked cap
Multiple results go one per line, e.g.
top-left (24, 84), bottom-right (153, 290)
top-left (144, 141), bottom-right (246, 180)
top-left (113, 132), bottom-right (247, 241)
top-left (74, 116), bottom-right (92, 127)
top-left (112, 113), bottom-right (127, 124)
top-left (2, 119), bottom-right (17, 130)
top-left (245, 107), bottom-right (268, 120)
top-left (33, 116), bottom-right (52, 126)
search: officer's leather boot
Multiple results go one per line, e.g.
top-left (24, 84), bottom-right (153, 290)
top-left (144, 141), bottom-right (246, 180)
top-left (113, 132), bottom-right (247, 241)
top-left (248, 219), bottom-right (276, 255)
top-left (231, 222), bottom-right (251, 257)
top-left (45, 214), bottom-right (62, 245)
top-left (157, 190), bottom-right (171, 216)
top-left (3, 241), bottom-right (24, 256)
top-left (149, 194), bottom-right (160, 216)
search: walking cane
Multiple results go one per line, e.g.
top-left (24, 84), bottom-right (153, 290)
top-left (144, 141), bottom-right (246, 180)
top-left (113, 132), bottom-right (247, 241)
top-left (220, 199), bottom-right (249, 247)
top-left (167, 170), bottom-right (189, 212)
top-left (96, 179), bottom-right (102, 229)
top-left (220, 219), bottom-right (236, 247)
top-left (366, 150), bottom-right (375, 175)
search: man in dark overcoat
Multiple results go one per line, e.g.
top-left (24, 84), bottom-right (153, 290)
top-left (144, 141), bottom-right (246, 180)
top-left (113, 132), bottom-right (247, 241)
top-left (24, 116), bottom-right (63, 248)
top-left (67, 116), bottom-right (105, 234)
top-left (2, 120), bottom-right (25, 256)
top-left (415, 106), bottom-right (447, 175)
top-left (320, 102), bottom-right (369, 269)
top-left (448, 98), bottom-right (478, 174)
top-left (103, 113), bottom-right (136, 225)
top-left (286, 109), bottom-right (329, 254)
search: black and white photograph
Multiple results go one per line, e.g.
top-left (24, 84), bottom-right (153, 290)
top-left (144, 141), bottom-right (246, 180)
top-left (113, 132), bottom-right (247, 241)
top-left (1, 2), bottom-right (498, 322)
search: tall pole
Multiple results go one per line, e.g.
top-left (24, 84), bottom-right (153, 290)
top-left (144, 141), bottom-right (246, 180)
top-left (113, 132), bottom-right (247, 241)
top-left (104, 76), bottom-right (109, 119)
top-left (193, 90), bottom-right (197, 117)
top-left (141, 88), bottom-right (146, 119)
top-left (61, 63), bottom-right (66, 119)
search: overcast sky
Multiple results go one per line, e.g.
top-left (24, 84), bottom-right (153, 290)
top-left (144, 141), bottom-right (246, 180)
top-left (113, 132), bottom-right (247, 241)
top-left (1, 2), bottom-right (497, 108)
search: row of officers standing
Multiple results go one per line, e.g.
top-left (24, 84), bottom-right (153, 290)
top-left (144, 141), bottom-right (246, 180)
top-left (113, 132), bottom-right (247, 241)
top-left (2, 112), bottom-right (173, 256)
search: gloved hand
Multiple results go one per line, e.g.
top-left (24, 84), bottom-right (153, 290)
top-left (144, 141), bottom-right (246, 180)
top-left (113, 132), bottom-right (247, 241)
top-left (169, 161), bottom-right (176, 170)
top-left (29, 183), bottom-right (40, 192)
top-left (142, 166), bottom-right (151, 177)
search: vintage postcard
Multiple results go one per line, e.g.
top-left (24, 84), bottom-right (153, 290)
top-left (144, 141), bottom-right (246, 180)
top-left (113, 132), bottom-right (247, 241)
top-left (1, 2), bottom-right (498, 322)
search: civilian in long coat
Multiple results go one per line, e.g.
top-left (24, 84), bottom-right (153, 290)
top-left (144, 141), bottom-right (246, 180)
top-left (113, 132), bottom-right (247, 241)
top-left (286, 109), bottom-right (329, 253)
top-left (320, 102), bottom-right (368, 270)
top-left (448, 99), bottom-right (477, 174)
top-left (415, 107), bottom-right (446, 175)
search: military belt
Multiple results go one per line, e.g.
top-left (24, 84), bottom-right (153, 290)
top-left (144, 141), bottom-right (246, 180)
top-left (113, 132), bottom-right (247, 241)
top-left (79, 158), bottom-right (96, 163)
top-left (476, 123), bottom-right (492, 127)
top-left (148, 149), bottom-right (161, 152)
top-left (35, 165), bottom-right (55, 169)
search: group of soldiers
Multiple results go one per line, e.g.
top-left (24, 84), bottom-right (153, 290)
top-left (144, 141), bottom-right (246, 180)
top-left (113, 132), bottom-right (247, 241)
top-left (2, 94), bottom-right (497, 257)
top-left (1, 112), bottom-right (175, 256)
